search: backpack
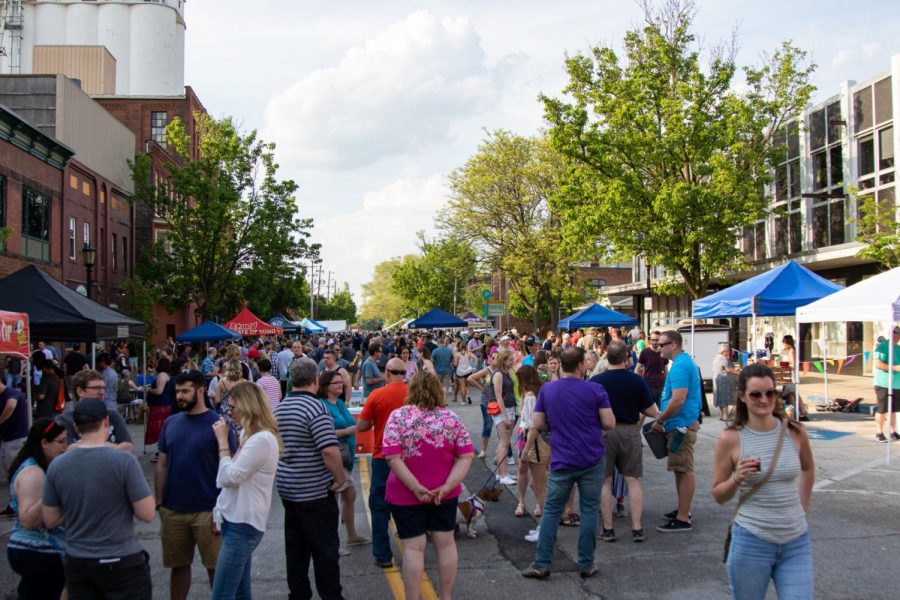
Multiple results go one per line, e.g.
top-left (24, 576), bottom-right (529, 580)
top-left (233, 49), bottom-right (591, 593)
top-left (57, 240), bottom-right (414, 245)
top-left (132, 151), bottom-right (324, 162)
top-left (55, 377), bottom-right (69, 413)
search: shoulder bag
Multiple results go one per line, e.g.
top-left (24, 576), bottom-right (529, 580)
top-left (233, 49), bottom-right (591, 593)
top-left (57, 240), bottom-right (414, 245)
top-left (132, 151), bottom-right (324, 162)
top-left (722, 420), bottom-right (788, 563)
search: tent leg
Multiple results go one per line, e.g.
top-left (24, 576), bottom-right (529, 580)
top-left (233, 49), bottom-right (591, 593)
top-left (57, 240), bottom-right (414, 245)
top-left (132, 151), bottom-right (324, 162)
top-left (91, 342), bottom-right (96, 370)
top-left (794, 320), bottom-right (801, 419)
top-left (888, 325), bottom-right (894, 465)
top-left (25, 359), bottom-right (32, 424)
top-left (823, 329), bottom-right (829, 404)
top-left (750, 313), bottom-right (756, 359)
top-left (690, 320), bottom-right (695, 360)
top-left (142, 340), bottom-right (147, 456)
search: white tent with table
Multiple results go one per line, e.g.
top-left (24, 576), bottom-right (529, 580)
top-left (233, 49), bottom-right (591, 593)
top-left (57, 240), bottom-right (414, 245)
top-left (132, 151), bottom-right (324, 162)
top-left (796, 266), bottom-right (900, 463)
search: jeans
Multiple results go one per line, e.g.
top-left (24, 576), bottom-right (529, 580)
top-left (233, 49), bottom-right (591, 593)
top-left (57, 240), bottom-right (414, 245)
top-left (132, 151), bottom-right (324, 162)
top-left (283, 494), bottom-right (344, 600)
top-left (480, 404), bottom-right (493, 439)
top-left (7, 547), bottom-right (65, 600)
top-left (369, 458), bottom-right (393, 562)
top-left (211, 520), bottom-right (265, 599)
top-left (64, 550), bottom-right (151, 600)
top-left (727, 523), bottom-right (813, 600)
top-left (534, 460), bottom-right (604, 570)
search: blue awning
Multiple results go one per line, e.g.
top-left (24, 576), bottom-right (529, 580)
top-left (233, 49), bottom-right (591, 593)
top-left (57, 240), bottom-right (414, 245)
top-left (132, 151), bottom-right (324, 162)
top-left (692, 260), bottom-right (843, 318)
top-left (407, 308), bottom-right (468, 329)
top-left (556, 303), bottom-right (638, 329)
top-left (175, 321), bottom-right (241, 343)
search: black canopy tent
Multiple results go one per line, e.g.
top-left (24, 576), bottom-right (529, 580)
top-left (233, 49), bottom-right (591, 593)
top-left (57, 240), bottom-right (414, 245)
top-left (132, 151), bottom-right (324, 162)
top-left (0, 266), bottom-right (145, 341)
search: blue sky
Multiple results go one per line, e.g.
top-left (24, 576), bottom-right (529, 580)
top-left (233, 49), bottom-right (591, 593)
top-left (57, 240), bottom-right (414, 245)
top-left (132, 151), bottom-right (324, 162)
top-left (184, 0), bottom-right (900, 303)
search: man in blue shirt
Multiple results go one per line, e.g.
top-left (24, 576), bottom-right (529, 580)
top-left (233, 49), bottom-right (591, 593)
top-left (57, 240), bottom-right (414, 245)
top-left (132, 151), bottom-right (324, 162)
top-left (651, 330), bottom-right (701, 533)
top-left (431, 337), bottom-right (454, 399)
top-left (521, 337), bottom-right (540, 367)
top-left (361, 342), bottom-right (384, 400)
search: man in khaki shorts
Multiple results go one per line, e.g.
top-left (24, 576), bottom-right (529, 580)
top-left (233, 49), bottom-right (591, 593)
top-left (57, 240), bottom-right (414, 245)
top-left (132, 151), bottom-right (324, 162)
top-left (651, 330), bottom-right (702, 533)
top-left (155, 370), bottom-right (236, 599)
top-left (590, 340), bottom-right (659, 542)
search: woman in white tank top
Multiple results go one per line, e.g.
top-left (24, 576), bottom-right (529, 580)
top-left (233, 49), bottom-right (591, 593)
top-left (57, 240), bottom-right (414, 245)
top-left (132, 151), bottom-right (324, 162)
top-left (712, 363), bottom-right (815, 600)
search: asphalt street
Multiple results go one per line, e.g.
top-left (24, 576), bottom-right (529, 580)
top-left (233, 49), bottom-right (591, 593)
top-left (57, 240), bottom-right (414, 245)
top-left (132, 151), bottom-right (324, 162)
top-left (1, 389), bottom-right (899, 599)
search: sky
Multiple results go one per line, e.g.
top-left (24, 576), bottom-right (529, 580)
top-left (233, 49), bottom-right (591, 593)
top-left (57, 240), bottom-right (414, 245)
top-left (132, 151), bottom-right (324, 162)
top-left (184, 0), bottom-right (900, 304)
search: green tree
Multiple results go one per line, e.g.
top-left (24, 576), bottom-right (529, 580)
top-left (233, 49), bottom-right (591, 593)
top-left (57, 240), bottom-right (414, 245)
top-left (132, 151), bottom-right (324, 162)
top-left (438, 130), bottom-right (587, 329)
top-left (359, 257), bottom-right (409, 325)
top-left (130, 113), bottom-right (317, 321)
top-left (542, 0), bottom-right (815, 299)
top-left (855, 192), bottom-right (900, 269)
top-left (391, 234), bottom-right (478, 316)
top-left (121, 276), bottom-right (159, 342)
top-left (316, 285), bottom-right (358, 323)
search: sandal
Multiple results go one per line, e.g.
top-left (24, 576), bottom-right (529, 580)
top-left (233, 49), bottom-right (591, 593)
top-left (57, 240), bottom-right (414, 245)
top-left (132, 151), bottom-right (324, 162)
top-left (515, 503), bottom-right (526, 517)
top-left (477, 452), bottom-right (486, 460)
top-left (559, 514), bottom-right (580, 527)
top-left (533, 504), bottom-right (542, 518)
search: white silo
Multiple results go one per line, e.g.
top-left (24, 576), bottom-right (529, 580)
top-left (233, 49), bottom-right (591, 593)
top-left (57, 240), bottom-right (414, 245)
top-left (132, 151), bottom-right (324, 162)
top-left (2, 0), bottom-right (186, 95)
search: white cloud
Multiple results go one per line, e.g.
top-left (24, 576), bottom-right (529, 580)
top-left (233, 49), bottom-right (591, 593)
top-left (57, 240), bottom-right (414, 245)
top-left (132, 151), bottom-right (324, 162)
top-left (315, 174), bottom-right (447, 297)
top-left (831, 48), bottom-right (852, 69)
top-left (263, 10), bottom-right (497, 170)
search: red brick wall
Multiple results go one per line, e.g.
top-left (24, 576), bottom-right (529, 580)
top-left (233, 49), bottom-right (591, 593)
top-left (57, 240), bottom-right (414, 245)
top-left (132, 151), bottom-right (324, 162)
top-left (0, 137), bottom-right (65, 279)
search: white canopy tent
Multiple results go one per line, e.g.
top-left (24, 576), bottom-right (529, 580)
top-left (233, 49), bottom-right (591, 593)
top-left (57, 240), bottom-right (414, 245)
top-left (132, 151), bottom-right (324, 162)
top-left (796, 266), bottom-right (900, 463)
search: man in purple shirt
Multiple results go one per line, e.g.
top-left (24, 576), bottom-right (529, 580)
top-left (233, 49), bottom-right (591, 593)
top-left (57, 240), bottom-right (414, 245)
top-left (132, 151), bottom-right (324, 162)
top-left (522, 347), bottom-right (616, 580)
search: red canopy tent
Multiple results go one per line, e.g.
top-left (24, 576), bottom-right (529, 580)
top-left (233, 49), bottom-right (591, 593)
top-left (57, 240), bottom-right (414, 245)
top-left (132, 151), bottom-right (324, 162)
top-left (224, 307), bottom-right (283, 337)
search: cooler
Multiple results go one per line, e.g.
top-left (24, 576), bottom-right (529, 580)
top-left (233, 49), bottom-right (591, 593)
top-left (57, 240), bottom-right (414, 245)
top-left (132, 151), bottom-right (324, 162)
top-left (349, 406), bottom-right (374, 455)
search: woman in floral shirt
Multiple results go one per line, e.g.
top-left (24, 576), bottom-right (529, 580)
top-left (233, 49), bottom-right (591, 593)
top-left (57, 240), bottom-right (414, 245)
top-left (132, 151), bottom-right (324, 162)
top-left (383, 371), bottom-right (474, 600)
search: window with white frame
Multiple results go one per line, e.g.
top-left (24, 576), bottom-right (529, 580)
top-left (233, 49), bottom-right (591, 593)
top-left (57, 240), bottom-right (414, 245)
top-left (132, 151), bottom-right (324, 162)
top-left (83, 222), bottom-right (90, 245)
top-left (69, 217), bottom-right (76, 260)
top-left (854, 76), bottom-right (895, 240)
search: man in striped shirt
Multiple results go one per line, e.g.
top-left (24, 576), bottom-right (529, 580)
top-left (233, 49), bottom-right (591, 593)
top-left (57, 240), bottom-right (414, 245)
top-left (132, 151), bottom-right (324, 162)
top-left (275, 357), bottom-right (348, 600)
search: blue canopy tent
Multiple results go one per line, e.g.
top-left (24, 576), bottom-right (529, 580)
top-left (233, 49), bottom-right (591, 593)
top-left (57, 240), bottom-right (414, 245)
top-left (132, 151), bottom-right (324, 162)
top-left (268, 313), bottom-right (303, 335)
top-left (175, 321), bottom-right (241, 343)
top-left (556, 303), bottom-right (638, 330)
top-left (407, 308), bottom-right (468, 329)
top-left (299, 317), bottom-right (326, 333)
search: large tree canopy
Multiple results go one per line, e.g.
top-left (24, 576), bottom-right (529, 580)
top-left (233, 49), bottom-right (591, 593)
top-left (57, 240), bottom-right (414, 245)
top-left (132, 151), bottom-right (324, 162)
top-left (359, 257), bottom-right (409, 325)
top-left (391, 234), bottom-right (477, 317)
top-left (130, 114), bottom-right (317, 321)
top-left (542, 0), bottom-right (815, 298)
top-left (438, 130), bottom-right (587, 329)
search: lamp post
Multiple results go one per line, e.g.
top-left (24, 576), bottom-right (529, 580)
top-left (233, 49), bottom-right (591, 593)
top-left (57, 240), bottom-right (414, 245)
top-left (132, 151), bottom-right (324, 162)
top-left (645, 260), bottom-right (652, 333)
top-left (82, 242), bottom-right (96, 300)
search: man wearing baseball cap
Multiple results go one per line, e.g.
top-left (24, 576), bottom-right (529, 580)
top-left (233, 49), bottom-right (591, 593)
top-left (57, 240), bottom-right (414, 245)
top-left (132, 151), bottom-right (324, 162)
top-left (43, 398), bottom-right (155, 597)
top-left (521, 337), bottom-right (541, 367)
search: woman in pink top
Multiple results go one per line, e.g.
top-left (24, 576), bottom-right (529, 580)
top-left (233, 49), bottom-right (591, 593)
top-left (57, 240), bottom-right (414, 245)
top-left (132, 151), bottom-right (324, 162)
top-left (383, 371), bottom-right (474, 600)
top-left (254, 358), bottom-right (281, 411)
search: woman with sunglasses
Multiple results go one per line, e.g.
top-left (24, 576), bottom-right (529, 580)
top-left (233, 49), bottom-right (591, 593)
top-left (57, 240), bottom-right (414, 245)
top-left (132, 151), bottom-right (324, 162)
top-left (712, 363), bottom-right (815, 600)
top-left (317, 370), bottom-right (369, 553)
top-left (6, 418), bottom-right (68, 599)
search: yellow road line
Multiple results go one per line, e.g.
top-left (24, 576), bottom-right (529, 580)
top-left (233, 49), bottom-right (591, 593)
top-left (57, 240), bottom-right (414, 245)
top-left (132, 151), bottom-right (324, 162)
top-left (358, 456), bottom-right (439, 600)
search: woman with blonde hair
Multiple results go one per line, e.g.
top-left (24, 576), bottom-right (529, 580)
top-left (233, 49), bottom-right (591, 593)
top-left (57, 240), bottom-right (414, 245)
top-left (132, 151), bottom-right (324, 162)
top-left (216, 359), bottom-right (244, 434)
top-left (468, 350), bottom-right (517, 484)
top-left (211, 381), bottom-right (282, 599)
top-left (514, 365), bottom-right (548, 518)
top-left (383, 372), bottom-right (474, 600)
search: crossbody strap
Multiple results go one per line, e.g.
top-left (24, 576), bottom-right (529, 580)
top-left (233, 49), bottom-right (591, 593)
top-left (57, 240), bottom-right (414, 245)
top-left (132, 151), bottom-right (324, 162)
top-left (731, 419), bottom-right (788, 522)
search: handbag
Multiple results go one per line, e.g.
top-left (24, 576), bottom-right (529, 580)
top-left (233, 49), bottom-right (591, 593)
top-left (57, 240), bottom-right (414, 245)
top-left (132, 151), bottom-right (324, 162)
top-left (723, 420), bottom-right (788, 563)
top-left (339, 441), bottom-right (353, 471)
top-left (486, 401), bottom-right (501, 416)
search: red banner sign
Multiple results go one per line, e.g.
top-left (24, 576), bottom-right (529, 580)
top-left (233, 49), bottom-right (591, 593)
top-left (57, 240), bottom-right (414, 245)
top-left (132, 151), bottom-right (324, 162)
top-left (0, 310), bottom-right (29, 358)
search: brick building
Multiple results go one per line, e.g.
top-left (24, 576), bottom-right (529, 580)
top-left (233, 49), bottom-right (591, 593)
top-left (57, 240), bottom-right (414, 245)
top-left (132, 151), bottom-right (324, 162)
top-left (0, 103), bottom-right (73, 281)
top-left (0, 75), bottom-right (136, 308)
top-left (96, 88), bottom-right (208, 345)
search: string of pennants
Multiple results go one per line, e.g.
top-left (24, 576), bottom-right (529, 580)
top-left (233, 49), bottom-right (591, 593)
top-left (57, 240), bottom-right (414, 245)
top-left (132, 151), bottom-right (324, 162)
top-left (732, 350), bottom-right (871, 373)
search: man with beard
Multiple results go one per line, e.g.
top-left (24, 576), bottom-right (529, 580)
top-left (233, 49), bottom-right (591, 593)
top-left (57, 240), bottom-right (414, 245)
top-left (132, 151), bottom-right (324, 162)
top-left (155, 370), bottom-right (236, 599)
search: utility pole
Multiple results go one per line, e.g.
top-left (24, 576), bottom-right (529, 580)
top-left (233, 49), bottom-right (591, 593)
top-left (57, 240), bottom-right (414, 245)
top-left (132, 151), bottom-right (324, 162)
top-left (453, 277), bottom-right (458, 315)
top-left (309, 260), bottom-right (315, 319)
top-left (326, 270), bottom-right (332, 301)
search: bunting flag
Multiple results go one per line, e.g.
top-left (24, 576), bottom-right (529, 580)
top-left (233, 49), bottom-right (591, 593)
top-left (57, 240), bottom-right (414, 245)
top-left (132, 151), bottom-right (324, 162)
top-left (740, 352), bottom-right (748, 367)
top-left (844, 355), bottom-right (857, 367)
top-left (836, 359), bottom-right (845, 373)
top-left (802, 362), bottom-right (810, 374)
top-left (826, 359), bottom-right (835, 365)
top-left (813, 361), bottom-right (825, 373)
top-left (864, 351), bottom-right (871, 360)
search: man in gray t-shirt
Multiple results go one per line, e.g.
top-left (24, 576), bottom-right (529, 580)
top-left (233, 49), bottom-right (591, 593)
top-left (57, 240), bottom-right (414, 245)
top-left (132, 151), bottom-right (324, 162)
top-left (43, 398), bottom-right (155, 598)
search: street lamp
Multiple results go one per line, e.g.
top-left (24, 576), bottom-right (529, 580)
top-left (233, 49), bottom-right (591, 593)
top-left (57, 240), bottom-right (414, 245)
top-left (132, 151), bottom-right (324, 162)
top-left (82, 242), bottom-right (96, 301)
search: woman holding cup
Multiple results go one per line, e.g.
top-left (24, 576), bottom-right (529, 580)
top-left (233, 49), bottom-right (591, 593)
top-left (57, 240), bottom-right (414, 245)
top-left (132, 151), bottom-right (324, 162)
top-left (712, 363), bottom-right (815, 599)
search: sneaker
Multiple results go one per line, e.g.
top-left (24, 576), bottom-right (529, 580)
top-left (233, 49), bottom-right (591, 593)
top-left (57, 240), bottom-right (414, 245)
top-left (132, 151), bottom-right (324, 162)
top-left (662, 510), bottom-right (692, 522)
top-left (600, 528), bottom-right (616, 542)
top-left (632, 529), bottom-right (645, 543)
top-left (374, 558), bottom-right (394, 568)
top-left (656, 518), bottom-right (693, 533)
top-left (338, 547), bottom-right (350, 556)
top-left (876, 433), bottom-right (889, 443)
top-left (467, 396), bottom-right (472, 405)
top-left (614, 504), bottom-right (628, 518)
top-left (507, 456), bottom-right (516, 466)
top-left (525, 528), bottom-right (540, 543)
top-left (579, 564), bottom-right (599, 579)
top-left (891, 432), bottom-right (900, 441)
top-left (497, 475), bottom-right (517, 485)
top-left (521, 564), bottom-right (550, 579)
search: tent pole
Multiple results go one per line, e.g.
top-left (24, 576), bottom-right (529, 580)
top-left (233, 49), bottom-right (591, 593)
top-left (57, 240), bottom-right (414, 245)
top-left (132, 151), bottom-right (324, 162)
top-left (823, 328), bottom-right (829, 404)
top-left (888, 323), bottom-right (894, 465)
top-left (91, 342), bottom-right (96, 370)
top-left (795, 319), bottom-right (801, 419)
top-left (25, 359), bottom-right (32, 424)
top-left (690, 319), bottom-right (695, 360)
top-left (142, 340), bottom-right (147, 455)
top-left (750, 312), bottom-right (756, 359)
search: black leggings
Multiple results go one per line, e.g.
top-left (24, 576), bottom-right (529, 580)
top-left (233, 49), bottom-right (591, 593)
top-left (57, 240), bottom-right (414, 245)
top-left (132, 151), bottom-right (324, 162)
top-left (7, 546), bottom-right (65, 600)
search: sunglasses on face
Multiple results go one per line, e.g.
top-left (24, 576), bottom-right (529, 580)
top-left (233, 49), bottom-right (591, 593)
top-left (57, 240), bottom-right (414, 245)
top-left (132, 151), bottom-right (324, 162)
top-left (658, 341), bottom-right (673, 348)
top-left (746, 389), bottom-right (778, 400)
top-left (387, 369), bottom-right (406, 375)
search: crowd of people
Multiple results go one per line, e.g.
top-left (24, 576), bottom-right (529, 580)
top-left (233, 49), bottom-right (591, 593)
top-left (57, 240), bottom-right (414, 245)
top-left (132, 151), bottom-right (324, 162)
top-left (0, 322), bottom-right (831, 599)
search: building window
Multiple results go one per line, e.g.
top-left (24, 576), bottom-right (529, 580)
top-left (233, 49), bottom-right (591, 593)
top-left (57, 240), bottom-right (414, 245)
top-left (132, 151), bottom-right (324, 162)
top-left (83, 222), bottom-right (90, 245)
top-left (100, 227), bottom-right (105, 267)
top-left (100, 188), bottom-right (106, 204)
top-left (69, 174), bottom-right (78, 189)
top-left (810, 100), bottom-right (846, 250)
top-left (111, 232), bottom-right (117, 271)
top-left (22, 187), bottom-right (50, 261)
top-left (743, 221), bottom-right (767, 263)
top-left (772, 122), bottom-right (803, 255)
top-left (69, 217), bottom-right (76, 260)
top-left (123, 236), bottom-right (128, 274)
top-left (854, 76), bottom-right (894, 243)
top-left (82, 181), bottom-right (90, 196)
top-left (151, 112), bottom-right (168, 147)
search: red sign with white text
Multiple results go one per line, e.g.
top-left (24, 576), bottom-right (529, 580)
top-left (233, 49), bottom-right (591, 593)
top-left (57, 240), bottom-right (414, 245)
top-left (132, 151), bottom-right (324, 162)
top-left (0, 310), bottom-right (29, 358)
